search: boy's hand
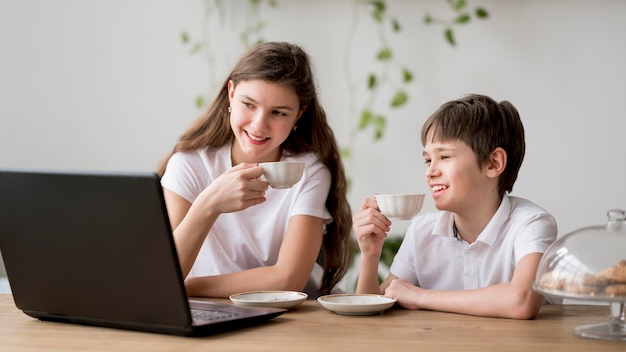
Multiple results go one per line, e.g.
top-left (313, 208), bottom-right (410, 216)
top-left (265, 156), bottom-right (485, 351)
top-left (384, 278), bottom-right (421, 310)
top-left (352, 196), bottom-right (392, 258)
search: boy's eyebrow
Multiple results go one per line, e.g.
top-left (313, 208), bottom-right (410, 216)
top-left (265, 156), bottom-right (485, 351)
top-left (423, 146), bottom-right (455, 155)
top-left (239, 94), bottom-right (295, 111)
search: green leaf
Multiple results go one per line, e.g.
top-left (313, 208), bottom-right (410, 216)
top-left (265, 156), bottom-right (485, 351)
top-left (371, 1), bottom-right (385, 24)
top-left (195, 96), bottom-right (205, 109)
top-left (359, 110), bottom-right (373, 129)
top-left (340, 147), bottom-right (352, 159)
top-left (475, 7), bottom-right (489, 19)
top-left (380, 237), bottom-right (404, 267)
top-left (377, 48), bottom-right (392, 61)
top-left (190, 43), bottom-right (202, 54)
top-left (424, 13), bottom-right (433, 24)
top-left (372, 10), bottom-right (383, 23)
top-left (367, 74), bottom-right (377, 90)
top-left (445, 28), bottom-right (456, 46)
top-left (374, 116), bottom-right (386, 140)
top-left (390, 91), bottom-right (408, 108)
top-left (402, 68), bottom-right (413, 83)
top-left (372, 0), bottom-right (385, 13)
top-left (455, 13), bottom-right (470, 24)
top-left (181, 31), bottom-right (189, 44)
top-left (391, 18), bottom-right (401, 32)
top-left (453, 0), bottom-right (467, 11)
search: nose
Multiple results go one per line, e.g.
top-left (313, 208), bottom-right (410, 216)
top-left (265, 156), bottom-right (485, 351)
top-left (424, 161), bottom-right (439, 179)
top-left (250, 110), bottom-right (270, 131)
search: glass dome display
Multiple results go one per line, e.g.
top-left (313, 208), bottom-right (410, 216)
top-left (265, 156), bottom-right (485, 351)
top-left (533, 209), bottom-right (626, 341)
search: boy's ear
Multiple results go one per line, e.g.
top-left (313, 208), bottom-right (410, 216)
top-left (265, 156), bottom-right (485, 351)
top-left (486, 147), bottom-right (507, 178)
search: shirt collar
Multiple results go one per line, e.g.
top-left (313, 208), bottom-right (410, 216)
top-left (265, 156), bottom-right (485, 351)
top-left (474, 194), bottom-right (511, 246)
top-left (433, 212), bottom-right (455, 240)
top-left (432, 194), bottom-right (511, 245)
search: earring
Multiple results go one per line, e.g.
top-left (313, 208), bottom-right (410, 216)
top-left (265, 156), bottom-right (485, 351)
top-left (293, 125), bottom-right (298, 131)
top-left (228, 106), bottom-right (232, 113)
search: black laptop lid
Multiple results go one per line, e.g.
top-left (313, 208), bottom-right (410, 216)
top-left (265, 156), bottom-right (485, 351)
top-left (0, 169), bottom-right (192, 327)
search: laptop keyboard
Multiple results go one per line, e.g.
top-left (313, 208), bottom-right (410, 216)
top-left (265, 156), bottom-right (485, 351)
top-left (191, 308), bottom-right (239, 321)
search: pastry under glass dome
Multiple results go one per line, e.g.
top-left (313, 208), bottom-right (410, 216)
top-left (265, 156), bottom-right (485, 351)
top-left (533, 209), bottom-right (626, 341)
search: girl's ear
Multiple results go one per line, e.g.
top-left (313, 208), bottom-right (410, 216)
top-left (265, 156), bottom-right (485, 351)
top-left (296, 105), bottom-right (307, 122)
top-left (227, 80), bottom-right (235, 101)
top-left (486, 147), bottom-right (507, 179)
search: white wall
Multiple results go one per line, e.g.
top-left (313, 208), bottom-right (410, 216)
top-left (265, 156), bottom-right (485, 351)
top-left (2, 0), bottom-right (626, 288)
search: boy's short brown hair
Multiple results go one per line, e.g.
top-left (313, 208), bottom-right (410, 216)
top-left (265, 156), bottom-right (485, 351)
top-left (421, 94), bottom-right (525, 196)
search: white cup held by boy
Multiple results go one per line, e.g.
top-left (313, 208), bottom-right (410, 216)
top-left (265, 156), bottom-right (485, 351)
top-left (376, 194), bottom-right (425, 220)
top-left (259, 162), bottom-right (305, 189)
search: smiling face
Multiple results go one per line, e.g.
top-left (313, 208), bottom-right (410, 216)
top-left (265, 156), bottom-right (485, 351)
top-left (422, 137), bottom-right (496, 215)
top-left (228, 79), bottom-right (303, 164)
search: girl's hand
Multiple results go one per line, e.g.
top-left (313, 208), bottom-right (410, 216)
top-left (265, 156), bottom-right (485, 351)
top-left (196, 162), bottom-right (269, 216)
top-left (352, 195), bottom-right (392, 258)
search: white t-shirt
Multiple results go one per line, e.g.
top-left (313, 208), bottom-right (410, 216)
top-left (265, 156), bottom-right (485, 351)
top-left (390, 195), bottom-right (561, 304)
top-left (160, 145), bottom-right (332, 293)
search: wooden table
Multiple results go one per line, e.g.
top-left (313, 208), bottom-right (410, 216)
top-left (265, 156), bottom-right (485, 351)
top-left (0, 294), bottom-right (624, 351)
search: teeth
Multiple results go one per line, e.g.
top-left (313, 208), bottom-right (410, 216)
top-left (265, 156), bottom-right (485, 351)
top-left (432, 185), bottom-right (448, 192)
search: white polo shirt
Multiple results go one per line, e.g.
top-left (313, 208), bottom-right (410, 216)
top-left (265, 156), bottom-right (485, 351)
top-left (390, 195), bottom-right (560, 303)
top-left (160, 146), bottom-right (332, 296)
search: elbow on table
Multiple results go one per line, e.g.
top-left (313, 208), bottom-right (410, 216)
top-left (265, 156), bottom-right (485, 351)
top-left (508, 292), bottom-right (542, 320)
top-left (509, 304), bottom-right (540, 320)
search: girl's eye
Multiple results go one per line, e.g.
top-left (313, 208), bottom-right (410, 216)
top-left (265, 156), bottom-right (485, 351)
top-left (272, 110), bottom-right (287, 117)
top-left (424, 159), bottom-right (431, 165)
top-left (242, 101), bottom-right (254, 108)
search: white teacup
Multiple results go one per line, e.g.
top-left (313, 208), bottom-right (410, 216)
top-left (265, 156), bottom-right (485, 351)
top-left (376, 194), bottom-right (425, 220)
top-left (259, 162), bottom-right (305, 189)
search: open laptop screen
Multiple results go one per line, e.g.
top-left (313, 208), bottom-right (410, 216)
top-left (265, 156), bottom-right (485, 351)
top-left (0, 169), bottom-right (285, 336)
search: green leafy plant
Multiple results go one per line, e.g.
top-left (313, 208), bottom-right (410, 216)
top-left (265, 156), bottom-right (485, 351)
top-left (341, 0), bottom-right (412, 165)
top-left (358, 1), bottom-right (412, 142)
top-left (342, 0), bottom-right (488, 165)
top-left (239, 0), bottom-right (278, 47)
top-left (379, 236), bottom-right (403, 269)
top-left (180, 0), bottom-right (277, 109)
top-left (424, 0), bottom-right (489, 46)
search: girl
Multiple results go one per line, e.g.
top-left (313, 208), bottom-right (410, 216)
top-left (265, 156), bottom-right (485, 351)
top-left (158, 42), bottom-right (353, 298)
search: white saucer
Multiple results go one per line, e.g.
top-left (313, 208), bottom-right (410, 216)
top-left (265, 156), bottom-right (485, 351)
top-left (229, 291), bottom-right (308, 309)
top-left (317, 294), bottom-right (397, 315)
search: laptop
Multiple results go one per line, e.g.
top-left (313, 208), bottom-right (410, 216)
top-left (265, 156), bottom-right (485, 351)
top-left (0, 168), bottom-right (286, 336)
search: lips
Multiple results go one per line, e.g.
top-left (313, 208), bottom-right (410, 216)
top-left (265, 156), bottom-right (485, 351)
top-left (245, 130), bottom-right (269, 143)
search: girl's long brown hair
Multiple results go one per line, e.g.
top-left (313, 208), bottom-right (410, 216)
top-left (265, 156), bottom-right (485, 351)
top-left (157, 42), bottom-right (354, 295)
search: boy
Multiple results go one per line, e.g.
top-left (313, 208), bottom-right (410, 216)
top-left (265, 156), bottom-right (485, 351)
top-left (353, 94), bottom-right (558, 319)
